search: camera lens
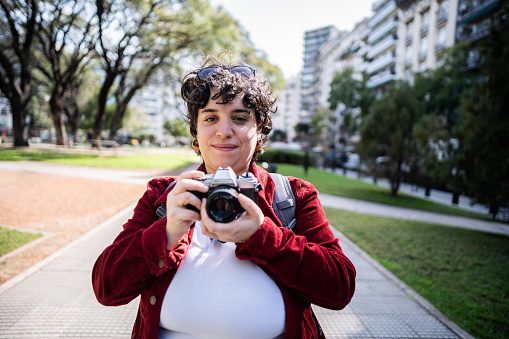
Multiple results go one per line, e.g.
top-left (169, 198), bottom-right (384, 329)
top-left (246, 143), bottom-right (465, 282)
top-left (206, 186), bottom-right (242, 223)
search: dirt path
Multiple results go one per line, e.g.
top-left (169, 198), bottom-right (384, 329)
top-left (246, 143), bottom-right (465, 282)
top-left (0, 170), bottom-right (146, 284)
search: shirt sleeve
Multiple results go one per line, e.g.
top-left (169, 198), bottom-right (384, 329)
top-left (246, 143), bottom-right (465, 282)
top-left (92, 178), bottom-right (190, 306)
top-left (235, 178), bottom-right (356, 310)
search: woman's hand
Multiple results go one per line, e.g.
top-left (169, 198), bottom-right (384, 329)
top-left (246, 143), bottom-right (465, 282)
top-left (165, 170), bottom-right (208, 250)
top-left (200, 193), bottom-right (264, 243)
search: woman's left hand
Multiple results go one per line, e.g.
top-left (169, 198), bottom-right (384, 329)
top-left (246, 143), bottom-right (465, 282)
top-left (200, 193), bottom-right (264, 243)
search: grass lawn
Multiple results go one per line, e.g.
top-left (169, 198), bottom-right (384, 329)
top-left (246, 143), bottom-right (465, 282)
top-left (0, 226), bottom-right (42, 257)
top-left (325, 208), bottom-right (509, 339)
top-left (275, 163), bottom-right (492, 221)
top-left (0, 148), bottom-right (197, 170)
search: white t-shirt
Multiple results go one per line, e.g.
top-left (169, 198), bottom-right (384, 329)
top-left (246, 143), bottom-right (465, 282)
top-left (158, 222), bottom-right (286, 339)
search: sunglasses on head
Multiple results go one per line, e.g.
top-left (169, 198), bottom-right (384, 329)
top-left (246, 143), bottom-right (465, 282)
top-left (196, 65), bottom-right (256, 79)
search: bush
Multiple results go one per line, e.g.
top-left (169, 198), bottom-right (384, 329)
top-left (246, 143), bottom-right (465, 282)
top-left (258, 148), bottom-right (305, 165)
top-left (259, 148), bottom-right (321, 167)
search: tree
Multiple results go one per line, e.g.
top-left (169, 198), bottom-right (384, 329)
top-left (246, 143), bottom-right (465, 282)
top-left (34, 0), bottom-right (97, 145)
top-left (163, 118), bottom-right (188, 138)
top-left (412, 44), bottom-right (474, 198)
top-left (358, 82), bottom-right (422, 195)
top-left (0, 0), bottom-right (38, 146)
top-left (454, 5), bottom-right (509, 218)
top-left (328, 68), bottom-right (374, 145)
top-left (329, 68), bottom-right (374, 117)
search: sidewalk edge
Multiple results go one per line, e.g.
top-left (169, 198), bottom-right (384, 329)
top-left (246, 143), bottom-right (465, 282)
top-left (0, 202), bottom-right (137, 295)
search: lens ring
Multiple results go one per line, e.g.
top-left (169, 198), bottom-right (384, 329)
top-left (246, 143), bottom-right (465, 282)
top-left (206, 186), bottom-right (241, 223)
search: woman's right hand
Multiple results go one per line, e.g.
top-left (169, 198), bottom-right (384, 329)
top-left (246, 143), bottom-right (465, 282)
top-left (165, 170), bottom-right (208, 250)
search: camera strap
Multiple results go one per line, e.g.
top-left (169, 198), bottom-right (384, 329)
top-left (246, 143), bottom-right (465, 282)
top-left (269, 173), bottom-right (297, 231)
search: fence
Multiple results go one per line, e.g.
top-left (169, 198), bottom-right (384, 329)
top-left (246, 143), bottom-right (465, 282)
top-left (328, 167), bottom-right (508, 222)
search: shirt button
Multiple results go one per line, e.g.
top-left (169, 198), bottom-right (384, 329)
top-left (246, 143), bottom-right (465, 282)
top-left (158, 259), bottom-right (164, 268)
top-left (150, 296), bottom-right (157, 305)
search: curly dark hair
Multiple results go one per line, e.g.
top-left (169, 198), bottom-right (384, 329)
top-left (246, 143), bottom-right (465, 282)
top-left (181, 55), bottom-right (276, 159)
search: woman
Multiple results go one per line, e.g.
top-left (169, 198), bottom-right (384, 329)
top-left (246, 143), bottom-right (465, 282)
top-left (92, 56), bottom-right (356, 339)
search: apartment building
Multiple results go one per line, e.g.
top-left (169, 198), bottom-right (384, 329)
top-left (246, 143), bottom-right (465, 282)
top-left (129, 72), bottom-right (185, 143)
top-left (456, 0), bottom-right (504, 70)
top-left (312, 19), bottom-right (371, 147)
top-left (300, 26), bottom-right (338, 123)
top-left (273, 74), bottom-right (301, 142)
top-left (365, 0), bottom-right (399, 94)
top-left (397, 0), bottom-right (459, 82)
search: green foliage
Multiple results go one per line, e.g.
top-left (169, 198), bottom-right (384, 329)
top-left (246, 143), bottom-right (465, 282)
top-left (258, 148), bottom-right (306, 165)
top-left (328, 68), bottom-right (374, 116)
top-left (163, 118), bottom-right (189, 138)
top-left (453, 5), bottom-right (509, 217)
top-left (269, 129), bottom-right (287, 142)
top-left (358, 81), bottom-right (422, 195)
top-left (326, 208), bottom-right (509, 339)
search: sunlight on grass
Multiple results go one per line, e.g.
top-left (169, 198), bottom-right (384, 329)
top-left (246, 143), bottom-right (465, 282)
top-left (0, 226), bottom-right (42, 257)
top-left (0, 149), bottom-right (198, 170)
top-left (325, 208), bottom-right (509, 339)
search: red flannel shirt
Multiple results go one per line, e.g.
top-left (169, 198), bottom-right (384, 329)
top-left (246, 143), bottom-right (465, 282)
top-left (92, 162), bottom-right (356, 338)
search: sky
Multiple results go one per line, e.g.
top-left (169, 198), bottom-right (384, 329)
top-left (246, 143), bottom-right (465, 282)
top-left (209, 0), bottom-right (375, 79)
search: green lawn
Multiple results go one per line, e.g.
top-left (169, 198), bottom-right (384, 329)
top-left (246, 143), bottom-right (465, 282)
top-left (0, 148), bottom-right (197, 170)
top-left (325, 208), bottom-right (509, 339)
top-left (275, 163), bottom-right (492, 221)
top-left (0, 226), bottom-right (42, 257)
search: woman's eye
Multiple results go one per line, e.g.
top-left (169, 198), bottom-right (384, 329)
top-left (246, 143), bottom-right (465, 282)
top-left (234, 116), bottom-right (248, 123)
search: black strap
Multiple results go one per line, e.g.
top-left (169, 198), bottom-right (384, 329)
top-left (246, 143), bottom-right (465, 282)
top-left (155, 180), bottom-right (177, 219)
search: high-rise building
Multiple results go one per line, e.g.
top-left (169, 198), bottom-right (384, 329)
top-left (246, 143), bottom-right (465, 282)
top-left (301, 26), bottom-right (338, 122)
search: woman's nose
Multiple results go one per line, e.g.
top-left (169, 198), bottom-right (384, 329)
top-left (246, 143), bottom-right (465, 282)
top-left (216, 119), bottom-right (233, 138)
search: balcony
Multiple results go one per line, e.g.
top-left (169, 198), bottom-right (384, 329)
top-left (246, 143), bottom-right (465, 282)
top-left (457, 0), bottom-right (500, 25)
top-left (367, 70), bottom-right (398, 88)
top-left (456, 20), bottom-right (491, 42)
top-left (367, 34), bottom-right (397, 59)
top-left (368, 17), bottom-right (398, 44)
top-left (366, 52), bottom-right (396, 74)
top-left (369, 0), bottom-right (397, 28)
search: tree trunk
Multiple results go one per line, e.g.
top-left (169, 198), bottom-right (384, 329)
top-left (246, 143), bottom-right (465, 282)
top-left (49, 88), bottom-right (68, 146)
top-left (108, 103), bottom-right (127, 142)
top-left (92, 72), bottom-right (117, 142)
top-left (11, 99), bottom-right (29, 147)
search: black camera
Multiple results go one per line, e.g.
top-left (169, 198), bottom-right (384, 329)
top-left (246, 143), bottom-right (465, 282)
top-left (188, 167), bottom-right (263, 223)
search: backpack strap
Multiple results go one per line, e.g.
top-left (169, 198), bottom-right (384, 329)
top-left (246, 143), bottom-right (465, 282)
top-left (155, 180), bottom-right (178, 219)
top-left (269, 173), bottom-right (297, 231)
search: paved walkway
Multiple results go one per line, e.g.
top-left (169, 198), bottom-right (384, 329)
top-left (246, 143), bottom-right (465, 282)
top-left (0, 161), bottom-right (496, 338)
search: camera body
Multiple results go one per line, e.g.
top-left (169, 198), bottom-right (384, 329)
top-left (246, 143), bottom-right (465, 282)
top-left (188, 167), bottom-right (263, 223)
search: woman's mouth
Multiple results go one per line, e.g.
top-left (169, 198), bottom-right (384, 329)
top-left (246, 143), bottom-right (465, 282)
top-left (213, 144), bottom-right (237, 151)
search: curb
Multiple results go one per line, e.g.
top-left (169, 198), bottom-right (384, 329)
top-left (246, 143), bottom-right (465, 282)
top-left (0, 202), bottom-right (137, 295)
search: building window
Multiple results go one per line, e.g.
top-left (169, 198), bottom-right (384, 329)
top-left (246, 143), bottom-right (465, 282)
top-left (421, 11), bottom-right (429, 33)
top-left (419, 61), bottom-right (427, 72)
top-left (419, 36), bottom-right (428, 60)
top-left (406, 20), bottom-right (414, 42)
top-left (405, 44), bottom-right (413, 66)
top-left (438, 1), bottom-right (448, 22)
top-left (436, 26), bottom-right (447, 50)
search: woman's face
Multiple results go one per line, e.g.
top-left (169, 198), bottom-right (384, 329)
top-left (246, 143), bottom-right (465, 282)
top-left (196, 91), bottom-right (260, 175)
